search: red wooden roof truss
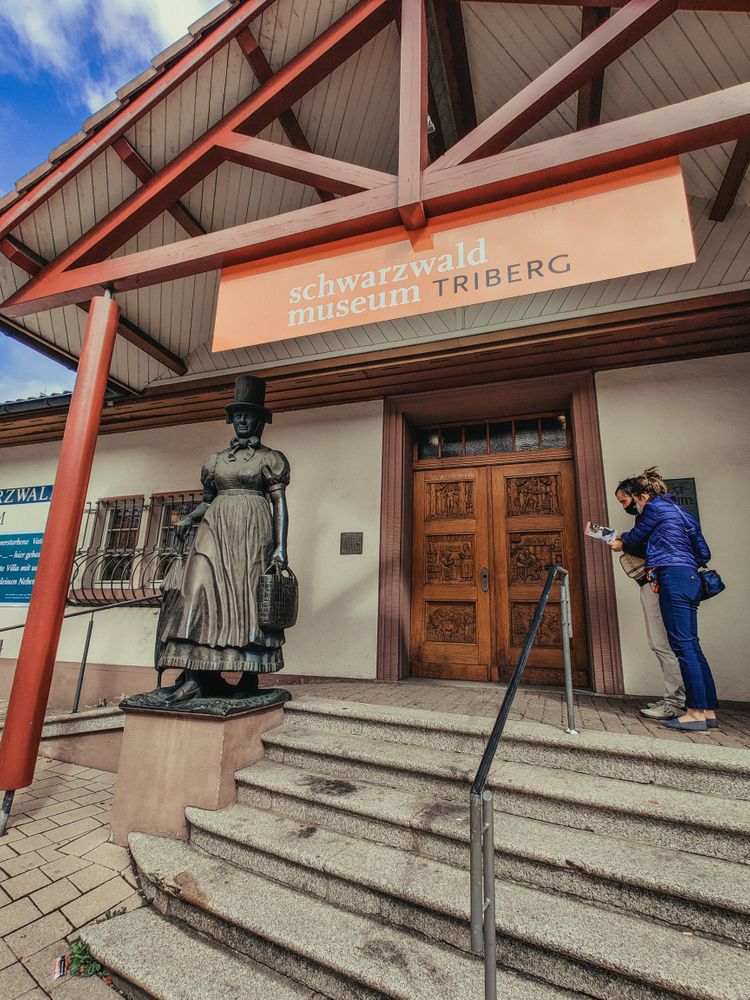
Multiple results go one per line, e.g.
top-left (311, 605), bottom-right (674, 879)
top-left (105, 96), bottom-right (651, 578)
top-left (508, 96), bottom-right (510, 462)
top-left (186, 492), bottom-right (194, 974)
top-left (1, 0), bottom-right (749, 370)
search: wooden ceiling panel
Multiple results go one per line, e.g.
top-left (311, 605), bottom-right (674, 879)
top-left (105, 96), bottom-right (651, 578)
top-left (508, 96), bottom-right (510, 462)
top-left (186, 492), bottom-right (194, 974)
top-left (290, 21), bottom-right (400, 172)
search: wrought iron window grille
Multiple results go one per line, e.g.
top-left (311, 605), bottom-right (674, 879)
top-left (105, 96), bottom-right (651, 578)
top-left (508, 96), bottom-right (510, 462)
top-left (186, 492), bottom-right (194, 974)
top-left (68, 491), bottom-right (201, 606)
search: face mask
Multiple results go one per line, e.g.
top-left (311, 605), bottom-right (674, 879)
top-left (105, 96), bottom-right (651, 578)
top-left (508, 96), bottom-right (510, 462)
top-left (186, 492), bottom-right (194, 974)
top-left (625, 500), bottom-right (639, 516)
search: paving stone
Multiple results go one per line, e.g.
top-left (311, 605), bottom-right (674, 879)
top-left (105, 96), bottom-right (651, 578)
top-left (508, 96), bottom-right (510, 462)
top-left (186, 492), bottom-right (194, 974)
top-left (6, 911), bottom-right (73, 960)
top-left (0, 937), bottom-right (16, 970)
top-left (21, 801), bottom-right (80, 823)
top-left (30, 878), bottom-right (80, 916)
top-left (0, 898), bottom-right (42, 937)
top-left (49, 806), bottom-right (104, 829)
top-left (58, 830), bottom-right (110, 859)
top-left (61, 877), bottom-right (134, 928)
top-left (40, 855), bottom-right (90, 882)
top-left (71, 792), bottom-right (112, 809)
top-left (3, 869), bottom-right (51, 902)
top-left (0, 843), bottom-right (18, 863)
top-left (0, 960), bottom-right (36, 999)
top-left (68, 865), bottom-right (113, 894)
top-left (2, 852), bottom-right (47, 878)
top-left (21, 938), bottom-right (70, 995)
top-left (12, 835), bottom-right (54, 857)
top-left (17, 987), bottom-right (47, 998)
top-left (45, 818), bottom-right (101, 846)
top-left (0, 828), bottom-right (28, 847)
top-left (13, 819), bottom-right (59, 838)
top-left (81, 843), bottom-right (129, 872)
top-left (53, 974), bottom-right (116, 998)
top-left (48, 764), bottom-right (87, 778)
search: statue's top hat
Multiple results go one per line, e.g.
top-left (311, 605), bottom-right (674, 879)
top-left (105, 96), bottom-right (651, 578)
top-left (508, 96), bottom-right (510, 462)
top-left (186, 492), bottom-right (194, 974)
top-left (225, 375), bottom-right (273, 424)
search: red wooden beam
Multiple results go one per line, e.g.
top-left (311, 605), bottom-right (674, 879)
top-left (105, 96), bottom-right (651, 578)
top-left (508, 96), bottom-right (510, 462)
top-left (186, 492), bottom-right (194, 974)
top-left (0, 0), bottom-right (279, 243)
top-left (398, 0), bottom-right (429, 228)
top-left (235, 27), bottom-right (336, 203)
top-left (112, 137), bottom-right (206, 237)
top-left (430, 0), bottom-right (678, 169)
top-left (425, 83), bottom-right (750, 212)
top-left (0, 235), bottom-right (47, 272)
top-left (15, 0), bottom-right (394, 281)
top-left (576, 7), bottom-right (611, 130)
top-left (432, 0), bottom-right (477, 139)
top-left (217, 133), bottom-right (396, 194)
top-left (0, 234), bottom-right (185, 374)
top-left (456, 1), bottom-right (750, 9)
top-left (4, 82), bottom-right (748, 315)
top-left (709, 137), bottom-right (750, 222)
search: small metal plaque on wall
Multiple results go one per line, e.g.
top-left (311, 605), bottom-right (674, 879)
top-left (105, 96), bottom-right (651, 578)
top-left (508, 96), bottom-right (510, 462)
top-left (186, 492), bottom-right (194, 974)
top-left (340, 532), bottom-right (363, 555)
top-left (665, 478), bottom-right (700, 524)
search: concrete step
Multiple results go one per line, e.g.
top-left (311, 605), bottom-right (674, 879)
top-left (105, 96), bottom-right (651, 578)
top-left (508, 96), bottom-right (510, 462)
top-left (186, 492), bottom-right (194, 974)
top-left (261, 724), bottom-right (750, 863)
top-left (284, 698), bottom-right (750, 799)
top-left (84, 906), bottom-right (318, 1000)
top-left (185, 801), bottom-right (750, 1000)
top-left (234, 760), bottom-right (750, 946)
top-left (128, 833), bottom-right (582, 1000)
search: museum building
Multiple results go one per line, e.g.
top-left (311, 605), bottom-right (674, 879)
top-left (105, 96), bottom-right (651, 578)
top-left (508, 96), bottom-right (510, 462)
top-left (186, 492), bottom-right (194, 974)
top-left (0, 0), bottom-right (749, 744)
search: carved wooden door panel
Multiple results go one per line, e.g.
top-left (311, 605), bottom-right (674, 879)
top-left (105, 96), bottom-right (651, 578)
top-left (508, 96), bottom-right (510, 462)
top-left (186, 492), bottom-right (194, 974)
top-left (490, 461), bottom-right (587, 686)
top-left (410, 468), bottom-right (492, 681)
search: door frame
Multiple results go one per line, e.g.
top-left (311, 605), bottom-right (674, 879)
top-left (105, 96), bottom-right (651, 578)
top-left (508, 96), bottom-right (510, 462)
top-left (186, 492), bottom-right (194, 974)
top-left (376, 370), bottom-right (624, 694)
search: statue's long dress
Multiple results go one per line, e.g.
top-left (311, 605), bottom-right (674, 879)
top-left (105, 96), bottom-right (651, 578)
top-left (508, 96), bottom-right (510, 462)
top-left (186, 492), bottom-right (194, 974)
top-left (157, 443), bottom-right (290, 674)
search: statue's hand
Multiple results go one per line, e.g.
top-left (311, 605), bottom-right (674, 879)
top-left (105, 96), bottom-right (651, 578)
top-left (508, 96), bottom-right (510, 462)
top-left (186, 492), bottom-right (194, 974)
top-left (174, 516), bottom-right (193, 542)
top-left (271, 547), bottom-right (288, 569)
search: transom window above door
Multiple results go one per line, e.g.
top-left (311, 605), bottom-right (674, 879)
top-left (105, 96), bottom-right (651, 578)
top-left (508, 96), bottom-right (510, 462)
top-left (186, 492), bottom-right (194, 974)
top-left (415, 414), bottom-right (569, 461)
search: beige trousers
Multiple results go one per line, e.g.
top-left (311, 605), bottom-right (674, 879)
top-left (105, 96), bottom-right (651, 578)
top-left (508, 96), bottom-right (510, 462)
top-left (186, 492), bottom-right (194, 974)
top-left (639, 582), bottom-right (685, 708)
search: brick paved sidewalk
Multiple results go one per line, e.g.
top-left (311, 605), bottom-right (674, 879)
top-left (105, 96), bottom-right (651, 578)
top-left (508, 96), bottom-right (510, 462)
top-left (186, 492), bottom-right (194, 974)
top-left (284, 679), bottom-right (750, 749)
top-left (0, 759), bottom-right (141, 999)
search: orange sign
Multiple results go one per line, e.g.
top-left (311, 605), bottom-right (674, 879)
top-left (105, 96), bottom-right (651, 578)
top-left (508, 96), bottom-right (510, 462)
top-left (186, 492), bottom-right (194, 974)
top-left (213, 160), bottom-right (695, 352)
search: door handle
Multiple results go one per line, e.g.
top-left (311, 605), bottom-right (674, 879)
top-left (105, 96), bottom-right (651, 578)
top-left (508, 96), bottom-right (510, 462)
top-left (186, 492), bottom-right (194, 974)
top-left (481, 567), bottom-right (490, 592)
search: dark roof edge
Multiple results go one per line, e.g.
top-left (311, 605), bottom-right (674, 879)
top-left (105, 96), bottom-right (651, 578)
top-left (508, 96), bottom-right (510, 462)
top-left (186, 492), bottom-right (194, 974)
top-left (0, 315), bottom-right (135, 400)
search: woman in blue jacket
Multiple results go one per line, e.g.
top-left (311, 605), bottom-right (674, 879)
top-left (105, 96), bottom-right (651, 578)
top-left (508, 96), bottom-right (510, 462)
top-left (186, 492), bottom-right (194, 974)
top-left (609, 468), bottom-right (718, 733)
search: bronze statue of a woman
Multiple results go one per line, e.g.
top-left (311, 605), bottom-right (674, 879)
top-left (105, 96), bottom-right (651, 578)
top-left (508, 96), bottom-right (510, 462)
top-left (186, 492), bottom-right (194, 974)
top-left (156, 375), bottom-right (290, 703)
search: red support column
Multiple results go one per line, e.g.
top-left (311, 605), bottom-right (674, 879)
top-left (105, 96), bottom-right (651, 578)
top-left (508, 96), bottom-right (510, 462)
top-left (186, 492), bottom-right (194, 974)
top-left (0, 293), bottom-right (121, 791)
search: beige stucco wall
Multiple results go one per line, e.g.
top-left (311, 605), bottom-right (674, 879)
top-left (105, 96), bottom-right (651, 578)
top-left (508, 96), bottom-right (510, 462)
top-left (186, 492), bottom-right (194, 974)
top-left (596, 353), bottom-right (750, 702)
top-left (0, 399), bottom-right (384, 684)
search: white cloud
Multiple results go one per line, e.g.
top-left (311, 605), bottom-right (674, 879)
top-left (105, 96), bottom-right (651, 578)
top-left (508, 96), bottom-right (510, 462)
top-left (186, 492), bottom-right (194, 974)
top-left (0, 0), bottom-right (217, 112)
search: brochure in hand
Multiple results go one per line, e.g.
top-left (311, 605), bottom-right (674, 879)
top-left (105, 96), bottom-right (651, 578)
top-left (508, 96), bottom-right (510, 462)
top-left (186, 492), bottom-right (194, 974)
top-left (586, 522), bottom-right (618, 543)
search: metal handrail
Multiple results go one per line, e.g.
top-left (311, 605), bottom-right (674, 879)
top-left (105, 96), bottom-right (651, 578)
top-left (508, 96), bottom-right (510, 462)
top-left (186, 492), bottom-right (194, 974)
top-left (469, 564), bottom-right (578, 1000)
top-left (0, 594), bottom-right (156, 634)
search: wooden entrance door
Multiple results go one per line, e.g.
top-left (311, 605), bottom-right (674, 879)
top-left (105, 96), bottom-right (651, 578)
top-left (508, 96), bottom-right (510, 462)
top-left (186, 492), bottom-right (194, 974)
top-left (410, 468), bottom-right (492, 681)
top-left (491, 461), bottom-right (587, 686)
top-left (411, 459), bottom-right (587, 685)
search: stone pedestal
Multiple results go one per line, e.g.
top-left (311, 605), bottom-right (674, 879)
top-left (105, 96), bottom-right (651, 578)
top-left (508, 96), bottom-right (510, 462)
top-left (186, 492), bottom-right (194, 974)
top-left (110, 702), bottom-right (285, 846)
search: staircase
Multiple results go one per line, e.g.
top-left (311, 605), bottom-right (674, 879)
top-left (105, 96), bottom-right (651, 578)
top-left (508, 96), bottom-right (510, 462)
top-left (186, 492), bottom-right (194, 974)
top-left (84, 697), bottom-right (750, 1000)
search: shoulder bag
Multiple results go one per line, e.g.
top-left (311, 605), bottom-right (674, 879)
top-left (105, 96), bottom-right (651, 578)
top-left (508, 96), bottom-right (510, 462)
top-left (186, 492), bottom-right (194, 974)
top-left (619, 552), bottom-right (647, 583)
top-left (674, 506), bottom-right (725, 601)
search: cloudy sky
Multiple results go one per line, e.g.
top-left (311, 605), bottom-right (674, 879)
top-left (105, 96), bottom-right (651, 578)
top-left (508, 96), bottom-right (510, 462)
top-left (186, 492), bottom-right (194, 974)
top-left (0, 0), bottom-right (218, 401)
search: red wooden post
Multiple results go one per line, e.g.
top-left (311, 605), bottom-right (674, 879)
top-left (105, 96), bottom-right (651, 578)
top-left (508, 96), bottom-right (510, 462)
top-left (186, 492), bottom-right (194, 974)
top-left (0, 293), bottom-right (121, 792)
top-left (397, 0), bottom-right (428, 229)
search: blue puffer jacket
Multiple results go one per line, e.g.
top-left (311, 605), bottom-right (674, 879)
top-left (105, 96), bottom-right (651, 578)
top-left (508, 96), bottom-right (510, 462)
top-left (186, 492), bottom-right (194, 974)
top-left (619, 494), bottom-right (710, 570)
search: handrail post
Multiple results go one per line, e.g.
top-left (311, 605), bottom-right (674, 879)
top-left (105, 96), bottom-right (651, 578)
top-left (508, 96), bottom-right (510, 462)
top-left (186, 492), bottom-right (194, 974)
top-left (482, 789), bottom-right (497, 1000)
top-left (469, 792), bottom-right (483, 954)
top-left (71, 613), bottom-right (95, 714)
top-left (469, 565), bottom-right (580, 995)
top-left (557, 568), bottom-right (579, 736)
